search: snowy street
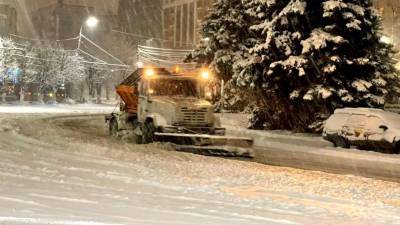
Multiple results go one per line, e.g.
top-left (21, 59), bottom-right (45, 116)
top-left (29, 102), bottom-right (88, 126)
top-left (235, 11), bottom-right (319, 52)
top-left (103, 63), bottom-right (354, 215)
top-left (2, 0), bottom-right (400, 224)
top-left (0, 106), bottom-right (399, 225)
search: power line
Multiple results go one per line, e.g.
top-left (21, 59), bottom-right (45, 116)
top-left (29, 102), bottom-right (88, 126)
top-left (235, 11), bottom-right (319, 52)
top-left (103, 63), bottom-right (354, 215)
top-left (7, 33), bottom-right (129, 68)
top-left (9, 33), bottom-right (79, 42)
top-left (80, 34), bottom-right (125, 65)
top-left (78, 49), bottom-right (107, 63)
top-left (138, 45), bottom-right (193, 53)
top-left (11, 53), bottom-right (129, 68)
top-left (112, 29), bottom-right (196, 47)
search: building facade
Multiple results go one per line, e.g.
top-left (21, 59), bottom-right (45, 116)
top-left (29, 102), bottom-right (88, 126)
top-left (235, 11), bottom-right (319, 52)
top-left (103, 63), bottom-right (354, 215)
top-left (0, 0), bottom-right (17, 36)
top-left (31, 1), bottom-right (94, 41)
top-left (162, 0), bottom-right (214, 49)
top-left (20, 0), bottom-right (118, 40)
top-left (117, 0), bottom-right (163, 47)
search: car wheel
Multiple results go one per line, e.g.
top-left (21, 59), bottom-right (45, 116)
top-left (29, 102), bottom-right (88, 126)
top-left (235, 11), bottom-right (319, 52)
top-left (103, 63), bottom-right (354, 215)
top-left (393, 142), bottom-right (400, 154)
top-left (142, 121), bottom-right (156, 144)
top-left (109, 119), bottom-right (119, 137)
top-left (334, 136), bottom-right (350, 149)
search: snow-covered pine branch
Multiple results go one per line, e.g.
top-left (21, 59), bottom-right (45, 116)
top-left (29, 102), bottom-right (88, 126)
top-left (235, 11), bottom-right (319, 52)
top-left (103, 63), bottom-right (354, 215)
top-left (191, 0), bottom-right (400, 132)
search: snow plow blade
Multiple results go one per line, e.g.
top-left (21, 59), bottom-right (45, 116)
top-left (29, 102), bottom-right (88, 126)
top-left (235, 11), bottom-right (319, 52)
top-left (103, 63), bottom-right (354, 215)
top-left (155, 132), bottom-right (254, 158)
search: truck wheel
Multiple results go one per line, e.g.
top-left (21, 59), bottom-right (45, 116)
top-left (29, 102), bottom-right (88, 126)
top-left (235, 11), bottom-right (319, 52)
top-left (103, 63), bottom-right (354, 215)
top-left (334, 136), bottom-right (350, 149)
top-left (131, 119), bottom-right (142, 144)
top-left (109, 119), bottom-right (119, 137)
top-left (142, 121), bottom-right (156, 144)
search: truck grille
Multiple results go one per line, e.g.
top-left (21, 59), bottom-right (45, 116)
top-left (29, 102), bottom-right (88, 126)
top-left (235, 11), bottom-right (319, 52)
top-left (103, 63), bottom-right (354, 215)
top-left (180, 107), bottom-right (208, 126)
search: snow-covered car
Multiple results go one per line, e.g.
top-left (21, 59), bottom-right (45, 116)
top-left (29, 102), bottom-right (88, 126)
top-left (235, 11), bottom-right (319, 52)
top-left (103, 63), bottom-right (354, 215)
top-left (323, 108), bottom-right (400, 154)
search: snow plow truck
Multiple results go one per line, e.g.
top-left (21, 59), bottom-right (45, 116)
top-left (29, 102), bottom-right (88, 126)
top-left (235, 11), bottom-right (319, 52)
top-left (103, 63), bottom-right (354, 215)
top-left (105, 67), bottom-right (254, 157)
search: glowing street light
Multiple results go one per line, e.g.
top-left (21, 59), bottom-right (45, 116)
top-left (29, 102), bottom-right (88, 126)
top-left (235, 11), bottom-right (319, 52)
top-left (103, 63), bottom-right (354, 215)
top-left (78, 16), bottom-right (99, 50)
top-left (145, 68), bottom-right (155, 78)
top-left (201, 70), bottom-right (211, 80)
top-left (86, 16), bottom-right (99, 28)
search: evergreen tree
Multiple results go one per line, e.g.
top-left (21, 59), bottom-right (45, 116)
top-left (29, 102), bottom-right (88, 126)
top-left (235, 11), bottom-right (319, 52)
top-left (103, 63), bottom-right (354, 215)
top-left (187, 0), bottom-right (260, 110)
top-left (187, 0), bottom-right (255, 81)
top-left (235, 0), bottom-right (400, 131)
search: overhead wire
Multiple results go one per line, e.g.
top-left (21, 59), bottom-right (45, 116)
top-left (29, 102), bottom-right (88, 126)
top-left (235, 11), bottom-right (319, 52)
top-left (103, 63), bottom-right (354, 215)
top-left (78, 49), bottom-right (107, 63)
top-left (138, 45), bottom-right (193, 53)
top-left (80, 34), bottom-right (125, 64)
top-left (11, 52), bottom-right (128, 68)
top-left (112, 29), bottom-right (196, 47)
top-left (9, 33), bottom-right (79, 42)
top-left (7, 33), bottom-right (127, 68)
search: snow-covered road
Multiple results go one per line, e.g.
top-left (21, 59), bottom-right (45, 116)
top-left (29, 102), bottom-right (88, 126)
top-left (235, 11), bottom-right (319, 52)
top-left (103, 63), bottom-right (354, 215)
top-left (0, 106), bottom-right (400, 225)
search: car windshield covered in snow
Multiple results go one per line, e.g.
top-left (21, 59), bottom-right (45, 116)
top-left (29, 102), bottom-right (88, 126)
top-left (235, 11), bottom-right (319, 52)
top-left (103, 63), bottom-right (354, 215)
top-left (380, 111), bottom-right (400, 129)
top-left (149, 78), bottom-right (199, 97)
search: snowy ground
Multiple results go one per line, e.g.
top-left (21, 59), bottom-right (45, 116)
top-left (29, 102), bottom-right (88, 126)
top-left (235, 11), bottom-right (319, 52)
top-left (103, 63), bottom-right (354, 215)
top-left (220, 113), bottom-right (400, 181)
top-left (220, 113), bottom-right (329, 148)
top-left (0, 103), bottom-right (117, 114)
top-left (0, 106), bottom-right (400, 225)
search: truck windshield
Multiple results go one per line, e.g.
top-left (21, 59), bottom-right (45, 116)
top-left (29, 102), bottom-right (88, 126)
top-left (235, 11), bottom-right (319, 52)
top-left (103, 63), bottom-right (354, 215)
top-left (149, 78), bottom-right (199, 97)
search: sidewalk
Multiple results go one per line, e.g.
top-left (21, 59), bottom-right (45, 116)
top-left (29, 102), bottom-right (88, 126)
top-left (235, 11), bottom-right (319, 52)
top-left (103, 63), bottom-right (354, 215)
top-left (220, 113), bottom-right (400, 182)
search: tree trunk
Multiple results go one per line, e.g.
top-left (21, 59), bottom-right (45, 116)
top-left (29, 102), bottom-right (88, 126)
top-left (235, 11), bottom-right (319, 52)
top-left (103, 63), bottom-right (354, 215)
top-left (19, 87), bottom-right (24, 104)
top-left (96, 83), bottom-right (102, 104)
top-left (105, 80), bottom-right (111, 101)
top-left (78, 82), bottom-right (85, 103)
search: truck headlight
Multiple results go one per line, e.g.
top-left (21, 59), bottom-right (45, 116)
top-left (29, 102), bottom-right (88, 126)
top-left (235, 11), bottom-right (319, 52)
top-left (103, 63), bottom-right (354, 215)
top-left (145, 68), bottom-right (155, 78)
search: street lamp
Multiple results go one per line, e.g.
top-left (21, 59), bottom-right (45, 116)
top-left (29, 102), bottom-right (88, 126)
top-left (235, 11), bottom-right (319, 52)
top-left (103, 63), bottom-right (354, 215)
top-left (78, 16), bottom-right (99, 50)
top-left (86, 16), bottom-right (99, 28)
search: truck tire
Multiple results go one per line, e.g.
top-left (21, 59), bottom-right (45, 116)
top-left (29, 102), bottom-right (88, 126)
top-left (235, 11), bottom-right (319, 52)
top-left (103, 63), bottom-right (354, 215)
top-left (142, 121), bottom-right (156, 144)
top-left (131, 119), bottom-right (142, 144)
top-left (109, 119), bottom-right (119, 137)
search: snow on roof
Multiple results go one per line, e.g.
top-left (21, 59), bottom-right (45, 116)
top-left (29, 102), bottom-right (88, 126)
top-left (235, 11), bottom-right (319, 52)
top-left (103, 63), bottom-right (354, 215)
top-left (335, 107), bottom-right (400, 128)
top-left (334, 107), bottom-right (384, 114)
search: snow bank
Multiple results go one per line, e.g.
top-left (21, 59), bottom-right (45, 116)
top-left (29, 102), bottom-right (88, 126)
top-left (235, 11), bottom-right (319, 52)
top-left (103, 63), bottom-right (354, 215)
top-left (0, 104), bottom-right (116, 114)
top-left (219, 113), bottom-right (329, 149)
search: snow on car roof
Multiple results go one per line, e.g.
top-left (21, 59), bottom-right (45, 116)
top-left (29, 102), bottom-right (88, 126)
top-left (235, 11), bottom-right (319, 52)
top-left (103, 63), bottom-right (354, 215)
top-left (335, 107), bottom-right (400, 128)
top-left (334, 107), bottom-right (385, 114)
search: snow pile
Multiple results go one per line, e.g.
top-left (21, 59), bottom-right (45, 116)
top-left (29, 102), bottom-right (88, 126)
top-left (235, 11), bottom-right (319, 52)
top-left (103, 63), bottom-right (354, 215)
top-left (0, 104), bottom-right (116, 114)
top-left (1, 114), bottom-right (399, 225)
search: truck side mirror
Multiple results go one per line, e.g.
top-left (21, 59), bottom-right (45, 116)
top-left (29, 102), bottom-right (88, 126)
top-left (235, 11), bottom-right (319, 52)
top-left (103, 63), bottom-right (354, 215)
top-left (379, 125), bottom-right (388, 131)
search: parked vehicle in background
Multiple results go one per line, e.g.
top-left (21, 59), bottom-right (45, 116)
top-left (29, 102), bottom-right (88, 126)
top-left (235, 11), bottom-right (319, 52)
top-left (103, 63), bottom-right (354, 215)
top-left (23, 82), bottom-right (40, 103)
top-left (42, 85), bottom-right (56, 104)
top-left (0, 81), bottom-right (19, 102)
top-left (56, 84), bottom-right (66, 103)
top-left (323, 108), bottom-right (400, 154)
